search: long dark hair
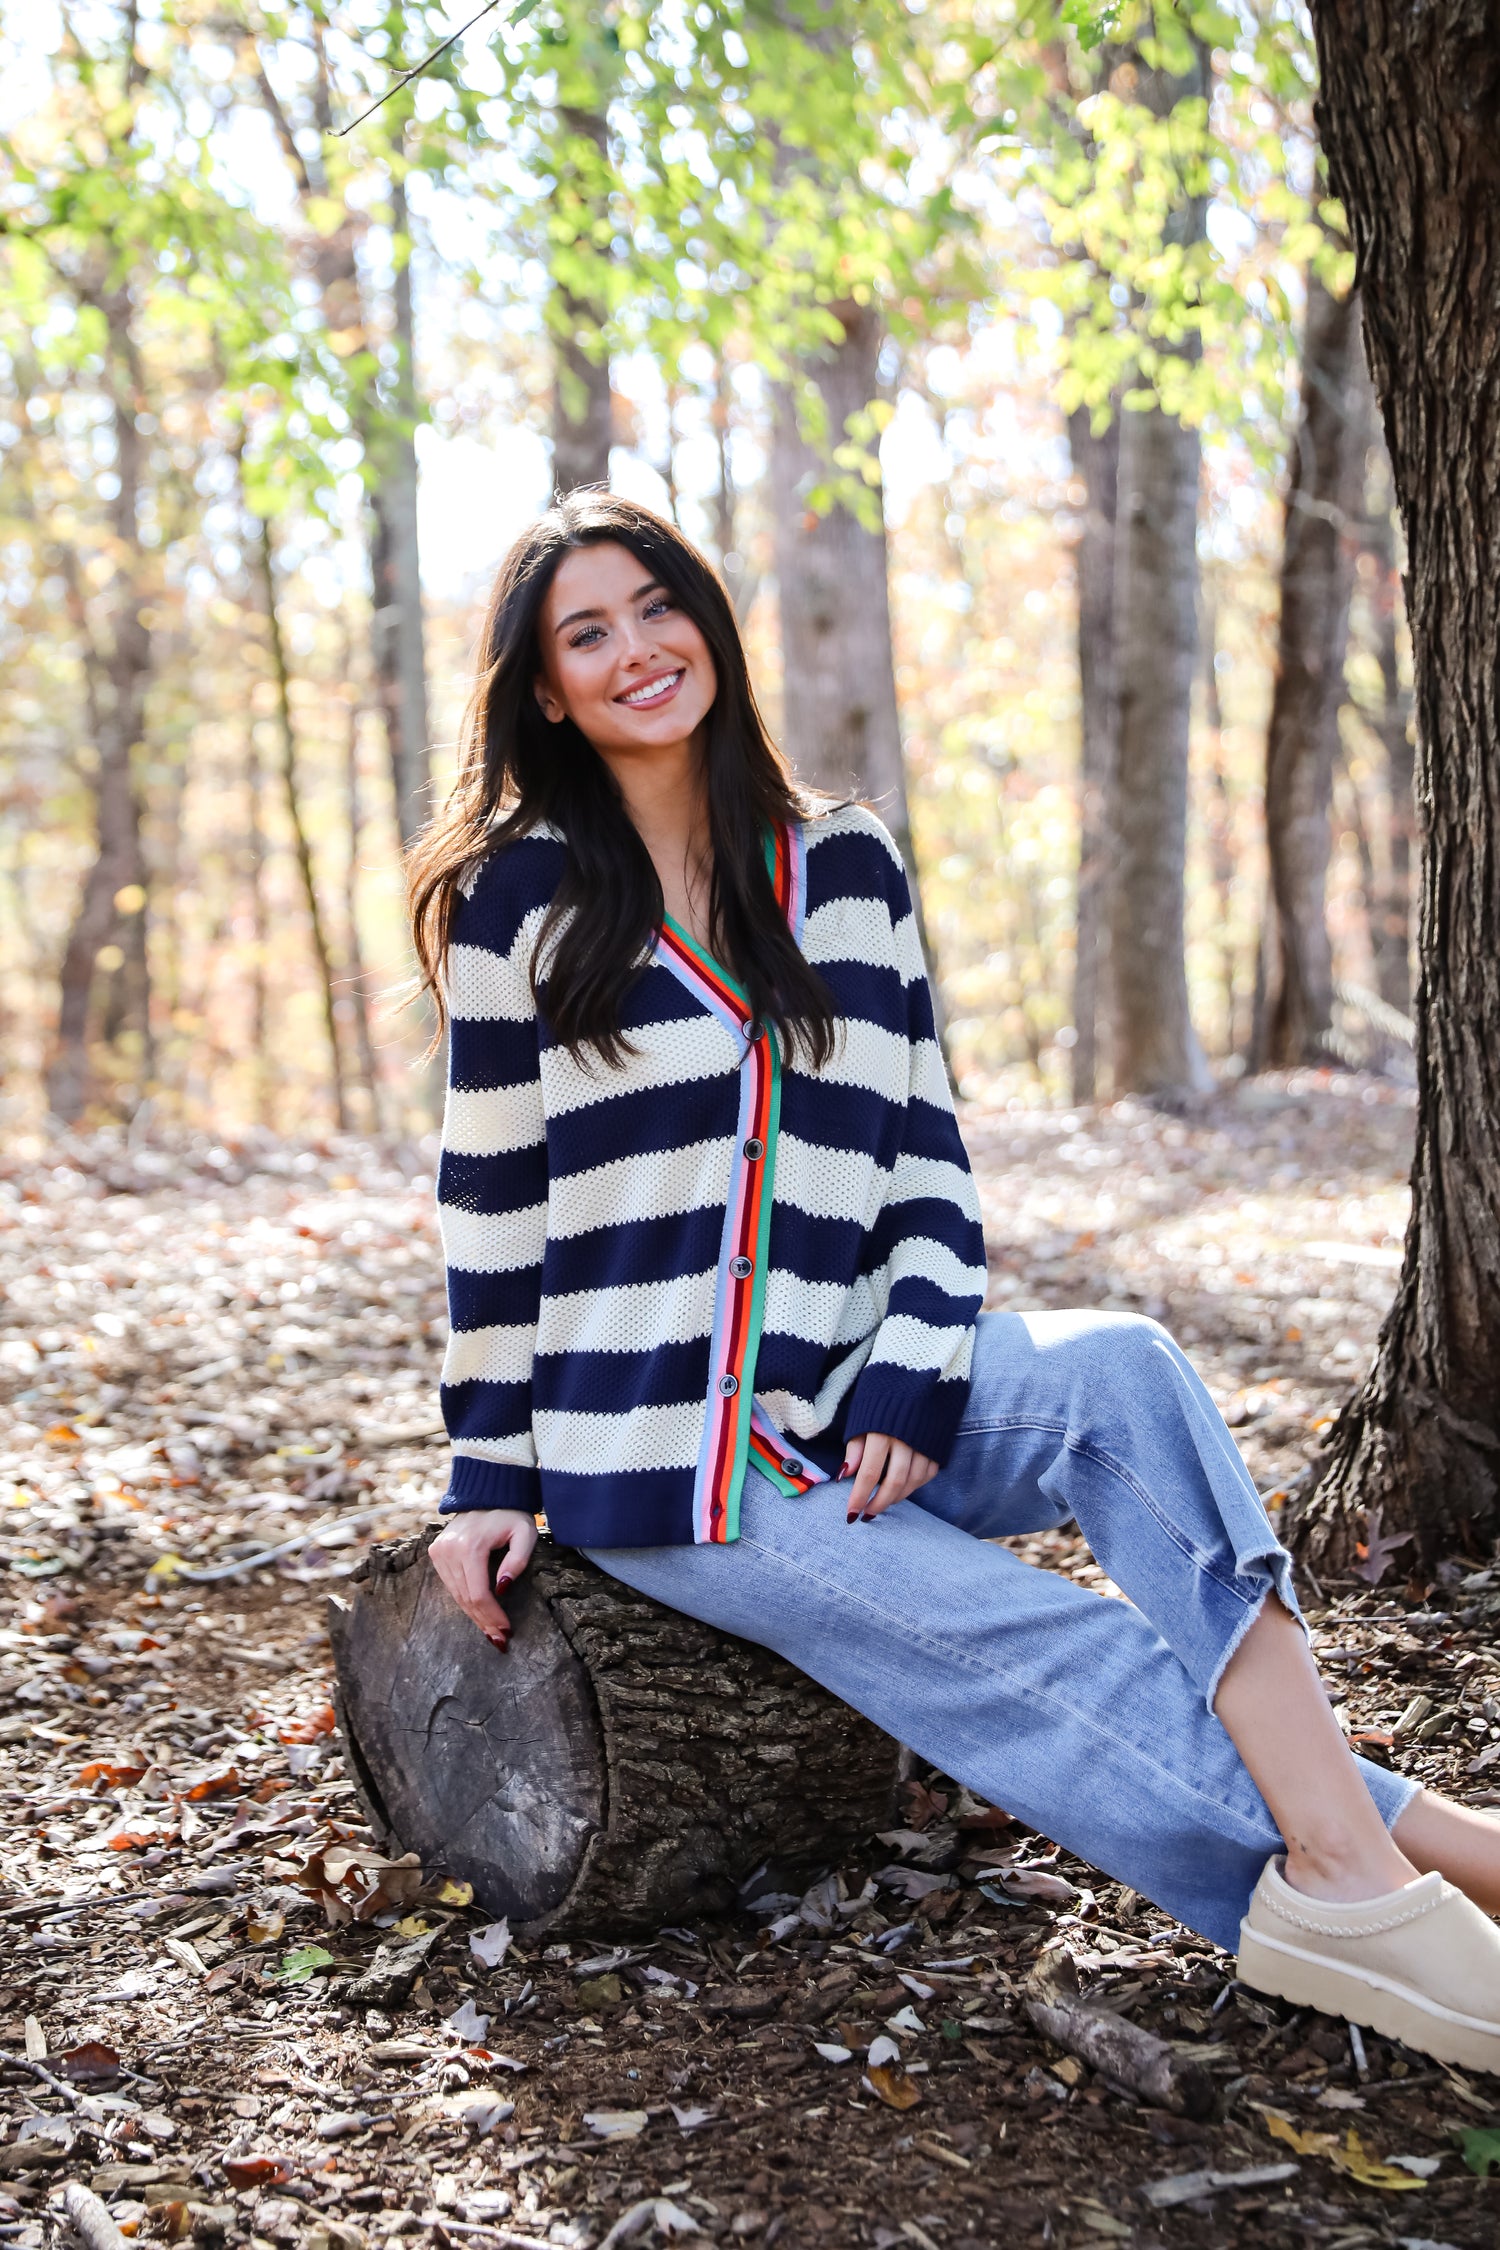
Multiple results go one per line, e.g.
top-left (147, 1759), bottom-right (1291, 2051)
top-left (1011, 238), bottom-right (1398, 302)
top-left (408, 492), bottom-right (838, 1069)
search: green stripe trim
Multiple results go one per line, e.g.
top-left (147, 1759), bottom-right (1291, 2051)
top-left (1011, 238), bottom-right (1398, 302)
top-left (659, 911), bottom-right (750, 1005)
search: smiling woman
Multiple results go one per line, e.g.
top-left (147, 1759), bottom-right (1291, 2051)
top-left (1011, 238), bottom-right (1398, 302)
top-left (403, 493), bottom-right (1500, 2073)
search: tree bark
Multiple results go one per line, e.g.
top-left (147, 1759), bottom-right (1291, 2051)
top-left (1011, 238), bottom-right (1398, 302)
top-left (46, 286), bottom-right (152, 1124)
top-left (252, 513), bottom-right (350, 1135)
top-left (370, 167), bottom-right (431, 853)
top-left (1107, 36), bottom-right (1213, 1106)
top-left (1361, 470), bottom-right (1416, 1018)
top-left (1254, 271), bottom-right (1367, 1071)
top-left (1067, 405), bottom-right (1120, 1104)
top-left (1293, 2), bottom-right (1500, 1568)
top-left (341, 677), bottom-right (384, 1135)
top-left (330, 1531), bottom-right (903, 1936)
top-left (770, 304), bottom-right (944, 1033)
top-left (551, 108), bottom-right (614, 498)
top-left (252, 46), bottom-right (430, 856)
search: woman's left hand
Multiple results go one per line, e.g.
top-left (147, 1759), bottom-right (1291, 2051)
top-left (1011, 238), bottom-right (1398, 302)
top-left (840, 1432), bottom-right (939, 1522)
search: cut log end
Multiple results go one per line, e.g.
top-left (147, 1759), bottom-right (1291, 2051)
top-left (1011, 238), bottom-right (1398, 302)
top-left (329, 1529), bottom-right (903, 1938)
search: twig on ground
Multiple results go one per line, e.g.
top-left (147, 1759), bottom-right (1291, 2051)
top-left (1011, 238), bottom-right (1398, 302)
top-left (57, 2182), bottom-right (130, 2250)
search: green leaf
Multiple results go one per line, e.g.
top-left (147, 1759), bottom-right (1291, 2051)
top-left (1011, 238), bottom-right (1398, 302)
top-left (277, 1946), bottom-right (336, 1985)
top-left (1458, 2128), bottom-right (1500, 2178)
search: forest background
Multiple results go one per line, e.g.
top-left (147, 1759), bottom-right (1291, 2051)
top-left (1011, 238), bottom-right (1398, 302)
top-left (0, 0), bottom-right (1416, 1144)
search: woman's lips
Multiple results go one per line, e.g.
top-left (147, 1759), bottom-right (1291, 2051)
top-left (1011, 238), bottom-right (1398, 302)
top-left (616, 667), bottom-right (685, 709)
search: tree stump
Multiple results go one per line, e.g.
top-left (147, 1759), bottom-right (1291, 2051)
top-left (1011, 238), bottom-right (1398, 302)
top-left (328, 1530), bottom-right (903, 1937)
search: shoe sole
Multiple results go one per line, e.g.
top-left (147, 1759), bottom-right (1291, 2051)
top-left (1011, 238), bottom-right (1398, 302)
top-left (1238, 1922), bottom-right (1500, 2074)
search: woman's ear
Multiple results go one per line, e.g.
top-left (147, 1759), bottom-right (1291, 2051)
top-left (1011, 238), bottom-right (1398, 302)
top-left (534, 675), bottom-right (566, 725)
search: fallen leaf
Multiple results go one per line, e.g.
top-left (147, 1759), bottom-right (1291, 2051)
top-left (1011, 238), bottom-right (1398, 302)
top-left (78, 1761), bottom-right (146, 1789)
top-left (885, 2005), bottom-right (924, 2035)
top-left (184, 1768), bottom-right (243, 1801)
top-left (470, 1918), bottom-right (512, 1970)
top-left (432, 1878), bottom-right (473, 1907)
top-left (653, 2201), bottom-right (700, 2238)
top-left (1387, 2154), bottom-right (1442, 2178)
top-left (1458, 2127), bottom-right (1500, 2178)
top-left (224, 2157), bottom-right (293, 2190)
top-left (453, 2095), bottom-right (514, 2134)
top-left (277, 1945), bottom-right (336, 1985)
top-left (278, 1705), bottom-right (337, 1744)
top-left (863, 2062), bottom-right (921, 2112)
top-left (813, 2043), bottom-right (853, 2065)
top-left (866, 2036), bottom-right (901, 2069)
top-left (57, 2043), bottom-right (120, 2085)
top-left (247, 1912), bottom-right (286, 1947)
top-left (670, 2104), bottom-right (715, 2131)
top-left (1262, 2112), bottom-right (1425, 2192)
top-left (583, 2110), bottom-right (649, 2141)
top-left (445, 1999), bottom-right (491, 2042)
top-left (577, 1975), bottom-right (622, 2008)
top-left (898, 1778), bottom-right (948, 1831)
top-left (1352, 1504), bottom-right (1414, 1586)
top-left (988, 1866), bottom-right (1080, 1904)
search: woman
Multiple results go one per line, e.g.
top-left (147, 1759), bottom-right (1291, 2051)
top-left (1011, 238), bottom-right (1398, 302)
top-left (410, 490), bottom-right (1500, 2072)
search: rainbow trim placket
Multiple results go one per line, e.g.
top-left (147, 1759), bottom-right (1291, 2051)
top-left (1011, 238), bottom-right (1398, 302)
top-left (654, 821), bottom-right (806, 1542)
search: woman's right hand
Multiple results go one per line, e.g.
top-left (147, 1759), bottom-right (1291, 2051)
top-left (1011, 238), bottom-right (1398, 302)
top-left (428, 1508), bottom-right (539, 1651)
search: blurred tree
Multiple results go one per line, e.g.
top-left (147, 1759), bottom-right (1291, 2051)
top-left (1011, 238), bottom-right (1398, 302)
top-left (1252, 263), bottom-right (1366, 1071)
top-left (1297, 0), bottom-right (1500, 1567)
top-left (1066, 401), bottom-right (1119, 1102)
top-left (550, 100), bottom-right (615, 494)
top-left (1105, 25), bottom-right (1212, 1104)
top-left (247, 7), bottom-right (431, 850)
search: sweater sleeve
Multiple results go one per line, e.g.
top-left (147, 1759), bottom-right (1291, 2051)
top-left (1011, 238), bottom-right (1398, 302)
top-left (841, 845), bottom-right (987, 1465)
top-left (435, 869), bottom-right (549, 1518)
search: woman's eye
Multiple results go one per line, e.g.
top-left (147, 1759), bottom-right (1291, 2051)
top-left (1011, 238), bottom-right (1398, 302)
top-left (569, 624), bottom-right (605, 648)
top-left (644, 596), bottom-right (672, 618)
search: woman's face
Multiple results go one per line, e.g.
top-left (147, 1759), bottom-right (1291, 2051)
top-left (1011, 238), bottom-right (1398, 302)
top-left (534, 539), bottom-right (718, 765)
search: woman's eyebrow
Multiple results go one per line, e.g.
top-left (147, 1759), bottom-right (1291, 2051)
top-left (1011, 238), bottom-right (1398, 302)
top-left (553, 580), bottom-right (661, 634)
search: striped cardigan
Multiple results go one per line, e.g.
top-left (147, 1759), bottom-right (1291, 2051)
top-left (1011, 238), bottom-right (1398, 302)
top-left (435, 803), bottom-right (987, 1548)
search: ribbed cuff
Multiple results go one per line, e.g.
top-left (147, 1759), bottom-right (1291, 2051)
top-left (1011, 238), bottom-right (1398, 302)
top-left (438, 1455), bottom-right (543, 1516)
top-left (841, 1369), bottom-right (969, 1469)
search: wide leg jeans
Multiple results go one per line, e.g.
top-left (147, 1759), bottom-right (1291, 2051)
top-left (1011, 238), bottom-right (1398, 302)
top-left (584, 1310), bottom-right (1416, 1950)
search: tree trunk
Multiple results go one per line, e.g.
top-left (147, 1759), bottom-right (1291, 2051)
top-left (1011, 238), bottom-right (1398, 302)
top-left (770, 304), bottom-right (943, 1032)
top-left (1067, 405), bottom-right (1120, 1104)
top-left (330, 1530), bottom-right (903, 1936)
top-left (245, 722), bottom-right (271, 1132)
top-left (1362, 471), bottom-right (1416, 1018)
top-left (46, 288), bottom-right (152, 1124)
top-left (342, 680), bottom-right (384, 1135)
top-left (253, 513), bottom-right (350, 1135)
top-left (551, 108), bottom-right (614, 498)
top-left (1293, 2), bottom-right (1500, 1568)
top-left (1107, 36), bottom-right (1212, 1106)
top-left (370, 168), bottom-right (431, 854)
top-left (1254, 271), bottom-right (1367, 1071)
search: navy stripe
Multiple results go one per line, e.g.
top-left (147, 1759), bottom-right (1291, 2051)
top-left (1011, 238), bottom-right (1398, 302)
top-left (446, 1264), bottom-right (543, 1333)
top-left (534, 1338), bottom-right (710, 1414)
top-left (542, 1206), bottom-right (729, 1294)
top-left (542, 1466), bottom-right (698, 1548)
top-left (441, 1376), bottom-right (532, 1442)
top-left (439, 1143), bottom-right (548, 1219)
top-left (548, 1076), bottom-right (739, 1178)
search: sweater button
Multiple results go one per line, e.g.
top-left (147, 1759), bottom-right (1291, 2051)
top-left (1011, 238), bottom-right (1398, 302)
top-left (729, 1255), bottom-right (753, 1279)
top-left (743, 1137), bottom-right (764, 1161)
top-left (781, 1458), bottom-right (804, 1478)
top-left (742, 1017), bottom-right (763, 1043)
top-left (717, 1373), bottom-right (740, 1397)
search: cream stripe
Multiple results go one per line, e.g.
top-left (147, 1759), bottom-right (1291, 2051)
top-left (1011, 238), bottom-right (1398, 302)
top-left (441, 1323), bottom-right (537, 1387)
top-left (439, 1200), bottom-right (548, 1274)
top-left (536, 1270), bottom-right (718, 1356)
top-left (441, 1086), bottom-right (546, 1159)
top-left (534, 1401), bottom-right (706, 1474)
top-left (549, 1138), bottom-right (733, 1239)
top-left (862, 1313), bottom-right (976, 1377)
top-left (540, 1014), bottom-right (738, 1117)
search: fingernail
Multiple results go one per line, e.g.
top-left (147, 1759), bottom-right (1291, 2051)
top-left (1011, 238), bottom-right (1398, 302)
top-left (495, 1574), bottom-right (512, 1589)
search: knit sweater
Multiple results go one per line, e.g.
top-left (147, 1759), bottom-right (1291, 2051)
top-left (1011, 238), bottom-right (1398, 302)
top-left (435, 802), bottom-right (987, 1547)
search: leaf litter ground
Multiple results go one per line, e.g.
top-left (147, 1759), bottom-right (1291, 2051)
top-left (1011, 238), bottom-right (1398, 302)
top-left (3, 1074), bottom-right (1499, 2250)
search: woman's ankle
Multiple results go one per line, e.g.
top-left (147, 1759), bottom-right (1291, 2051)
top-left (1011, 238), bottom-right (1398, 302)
top-left (1282, 1830), bottom-right (1420, 1904)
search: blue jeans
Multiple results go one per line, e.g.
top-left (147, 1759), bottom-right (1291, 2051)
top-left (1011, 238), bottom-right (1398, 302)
top-left (584, 1310), bottom-right (1417, 1950)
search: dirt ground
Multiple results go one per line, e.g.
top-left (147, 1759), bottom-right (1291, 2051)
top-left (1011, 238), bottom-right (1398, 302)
top-left (4, 1073), bottom-right (1500, 2250)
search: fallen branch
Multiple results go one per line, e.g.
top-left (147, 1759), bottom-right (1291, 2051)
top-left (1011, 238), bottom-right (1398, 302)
top-left (58, 2182), bottom-right (130, 2250)
top-left (1023, 1984), bottom-right (1215, 2119)
top-left (163, 1503), bottom-right (421, 1586)
top-left (597, 2204), bottom-right (658, 2250)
